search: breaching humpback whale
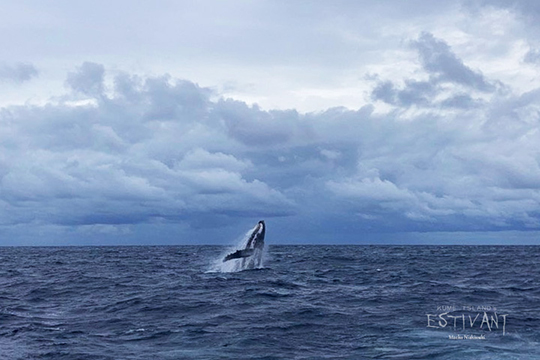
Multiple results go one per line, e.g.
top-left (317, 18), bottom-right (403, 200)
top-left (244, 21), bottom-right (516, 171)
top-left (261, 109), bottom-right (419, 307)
top-left (223, 220), bottom-right (265, 265)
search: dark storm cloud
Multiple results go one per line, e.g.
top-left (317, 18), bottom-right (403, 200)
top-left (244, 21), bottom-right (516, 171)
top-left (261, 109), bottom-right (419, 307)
top-left (371, 80), bottom-right (436, 107)
top-left (0, 67), bottom-right (295, 234)
top-left (0, 62), bottom-right (38, 83)
top-left (214, 100), bottom-right (302, 146)
top-left (371, 81), bottom-right (397, 105)
top-left (412, 32), bottom-right (496, 92)
top-left (372, 33), bottom-right (495, 108)
top-left (2, 54), bottom-right (540, 243)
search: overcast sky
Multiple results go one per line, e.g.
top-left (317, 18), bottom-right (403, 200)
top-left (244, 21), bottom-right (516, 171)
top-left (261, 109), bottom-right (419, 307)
top-left (2, 0), bottom-right (540, 245)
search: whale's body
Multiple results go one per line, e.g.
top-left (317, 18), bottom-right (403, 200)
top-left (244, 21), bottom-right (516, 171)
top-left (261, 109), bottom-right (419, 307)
top-left (223, 221), bottom-right (265, 268)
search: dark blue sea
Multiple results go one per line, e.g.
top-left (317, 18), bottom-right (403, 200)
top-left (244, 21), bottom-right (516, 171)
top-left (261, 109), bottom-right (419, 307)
top-left (1, 245), bottom-right (539, 359)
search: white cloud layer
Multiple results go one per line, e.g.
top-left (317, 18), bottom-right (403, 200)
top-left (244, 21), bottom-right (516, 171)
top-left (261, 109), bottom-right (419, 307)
top-left (1, 1), bottom-right (540, 244)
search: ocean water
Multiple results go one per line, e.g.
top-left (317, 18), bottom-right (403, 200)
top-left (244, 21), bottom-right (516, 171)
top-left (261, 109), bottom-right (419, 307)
top-left (1, 245), bottom-right (539, 359)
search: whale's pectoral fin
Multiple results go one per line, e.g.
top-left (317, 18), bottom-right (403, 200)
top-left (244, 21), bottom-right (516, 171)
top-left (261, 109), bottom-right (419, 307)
top-left (223, 249), bottom-right (255, 262)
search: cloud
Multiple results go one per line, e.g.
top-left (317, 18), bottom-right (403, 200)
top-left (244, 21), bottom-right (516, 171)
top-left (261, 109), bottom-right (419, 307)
top-left (0, 62), bottom-right (38, 83)
top-left (66, 62), bottom-right (105, 96)
top-left (371, 32), bottom-right (500, 109)
top-left (2, 55), bottom-right (540, 244)
top-left (213, 99), bottom-right (304, 147)
top-left (524, 48), bottom-right (540, 64)
top-left (328, 176), bottom-right (415, 203)
top-left (0, 67), bottom-right (295, 234)
top-left (371, 79), bottom-right (437, 107)
top-left (411, 32), bottom-right (496, 92)
top-left (482, 0), bottom-right (540, 23)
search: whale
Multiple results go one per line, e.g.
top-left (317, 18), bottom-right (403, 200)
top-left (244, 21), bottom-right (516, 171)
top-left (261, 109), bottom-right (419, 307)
top-left (223, 220), bottom-right (265, 266)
